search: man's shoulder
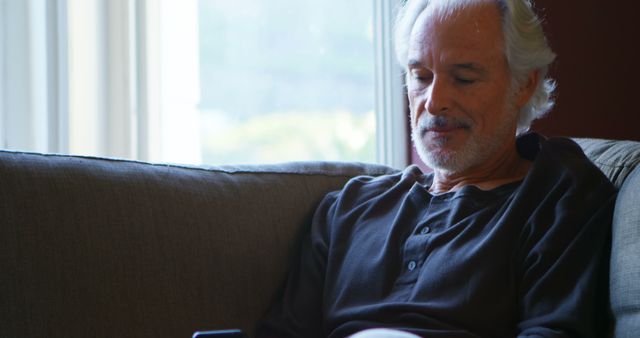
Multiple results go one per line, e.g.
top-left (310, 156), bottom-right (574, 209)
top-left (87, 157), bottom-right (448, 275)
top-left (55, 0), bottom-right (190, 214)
top-left (519, 133), bottom-right (594, 166)
top-left (331, 165), bottom-right (429, 206)
top-left (540, 137), bottom-right (593, 164)
top-left (538, 137), bottom-right (605, 175)
top-left (347, 165), bottom-right (427, 184)
top-left (526, 135), bottom-right (616, 195)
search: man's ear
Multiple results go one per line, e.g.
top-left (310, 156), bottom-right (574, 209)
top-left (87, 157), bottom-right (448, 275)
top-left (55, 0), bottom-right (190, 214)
top-left (515, 70), bottom-right (540, 109)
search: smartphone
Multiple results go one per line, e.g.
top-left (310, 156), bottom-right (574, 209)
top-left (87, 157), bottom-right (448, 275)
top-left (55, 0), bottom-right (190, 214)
top-left (192, 329), bottom-right (247, 338)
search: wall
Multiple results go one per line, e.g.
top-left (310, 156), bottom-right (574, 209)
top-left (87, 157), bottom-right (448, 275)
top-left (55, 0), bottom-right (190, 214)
top-left (530, 0), bottom-right (639, 141)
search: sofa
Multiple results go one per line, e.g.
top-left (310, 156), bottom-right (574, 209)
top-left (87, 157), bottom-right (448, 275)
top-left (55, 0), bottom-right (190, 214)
top-left (0, 138), bottom-right (638, 338)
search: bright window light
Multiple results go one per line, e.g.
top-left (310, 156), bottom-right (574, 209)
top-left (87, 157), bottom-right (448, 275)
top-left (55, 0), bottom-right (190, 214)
top-left (156, 0), bottom-right (376, 165)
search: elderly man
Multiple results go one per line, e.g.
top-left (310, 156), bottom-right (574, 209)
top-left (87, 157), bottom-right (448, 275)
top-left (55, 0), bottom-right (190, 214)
top-left (257, 0), bottom-right (616, 337)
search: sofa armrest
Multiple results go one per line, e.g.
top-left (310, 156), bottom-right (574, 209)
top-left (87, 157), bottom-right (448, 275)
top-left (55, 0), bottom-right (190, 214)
top-left (610, 165), bottom-right (640, 338)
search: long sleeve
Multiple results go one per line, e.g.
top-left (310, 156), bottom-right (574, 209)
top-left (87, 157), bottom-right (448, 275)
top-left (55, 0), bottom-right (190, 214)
top-left (516, 139), bottom-right (617, 337)
top-left (256, 192), bottom-right (338, 338)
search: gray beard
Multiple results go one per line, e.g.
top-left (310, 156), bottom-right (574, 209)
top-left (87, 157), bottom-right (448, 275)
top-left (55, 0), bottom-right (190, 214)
top-left (411, 114), bottom-right (516, 174)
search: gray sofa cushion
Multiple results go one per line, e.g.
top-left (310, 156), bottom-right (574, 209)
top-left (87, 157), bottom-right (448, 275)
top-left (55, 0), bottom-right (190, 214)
top-left (0, 150), bottom-right (396, 338)
top-left (574, 138), bottom-right (640, 338)
top-left (611, 165), bottom-right (640, 338)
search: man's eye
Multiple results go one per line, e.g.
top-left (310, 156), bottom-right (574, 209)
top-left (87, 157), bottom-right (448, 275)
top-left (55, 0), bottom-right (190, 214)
top-left (411, 72), bottom-right (432, 83)
top-left (455, 77), bottom-right (475, 85)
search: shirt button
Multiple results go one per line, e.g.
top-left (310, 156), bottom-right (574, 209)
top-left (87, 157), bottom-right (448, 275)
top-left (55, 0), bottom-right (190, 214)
top-left (420, 226), bottom-right (431, 235)
top-left (407, 261), bottom-right (417, 271)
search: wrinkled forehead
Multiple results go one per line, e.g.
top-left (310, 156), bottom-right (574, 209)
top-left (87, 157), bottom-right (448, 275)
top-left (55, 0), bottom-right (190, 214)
top-left (419, 0), bottom-right (502, 20)
top-left (408, 0), bottom-right (506, 57)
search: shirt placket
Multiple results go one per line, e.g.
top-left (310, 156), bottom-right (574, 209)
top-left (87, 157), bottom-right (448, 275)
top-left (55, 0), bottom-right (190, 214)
top-left (394, 193), bottom-right (443, 286)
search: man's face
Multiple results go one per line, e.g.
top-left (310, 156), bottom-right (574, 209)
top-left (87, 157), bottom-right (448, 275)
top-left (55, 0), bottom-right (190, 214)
top-left (407, 1), bottom-right (519, 174)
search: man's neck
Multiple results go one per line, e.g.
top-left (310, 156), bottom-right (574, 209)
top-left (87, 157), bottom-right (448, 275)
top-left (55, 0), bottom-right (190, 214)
top-left (429, 144), bottom-right (531, 194)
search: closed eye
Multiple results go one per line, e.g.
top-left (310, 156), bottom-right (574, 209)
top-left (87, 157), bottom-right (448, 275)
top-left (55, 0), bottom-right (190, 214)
top-left (410, 71), bottom-right (433, 84)
top-left (455, 77), bottom-right (476, 85)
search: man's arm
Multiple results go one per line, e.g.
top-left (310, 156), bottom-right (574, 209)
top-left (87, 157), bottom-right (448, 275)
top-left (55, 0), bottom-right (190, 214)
top-left (256, 192), bottom-right (338, 338)
top-left (516, 191), bottom-right (616, 338)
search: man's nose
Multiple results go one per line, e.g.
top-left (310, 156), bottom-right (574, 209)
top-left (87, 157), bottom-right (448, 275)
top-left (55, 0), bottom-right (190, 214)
top-left (425, 77), bottom-right (452, 115)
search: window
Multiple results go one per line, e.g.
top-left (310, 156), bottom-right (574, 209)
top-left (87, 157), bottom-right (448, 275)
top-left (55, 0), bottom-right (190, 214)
top-left (0, 0), bottom-right (407, 168)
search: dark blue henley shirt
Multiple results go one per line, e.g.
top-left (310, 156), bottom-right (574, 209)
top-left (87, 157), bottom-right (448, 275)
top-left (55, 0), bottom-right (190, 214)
top-left (258, 135), bottom-right (616, 338)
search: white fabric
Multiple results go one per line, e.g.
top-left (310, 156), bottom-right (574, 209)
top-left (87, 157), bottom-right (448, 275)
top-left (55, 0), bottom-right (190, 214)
top-left (348, 328), bottom-right (422, 338)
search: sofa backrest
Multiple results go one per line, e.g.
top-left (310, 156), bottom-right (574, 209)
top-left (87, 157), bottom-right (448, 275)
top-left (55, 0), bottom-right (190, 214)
top-left (0, 151), bottom-right (396, 338)
top-left (574, 138), bottom-right (640, 338)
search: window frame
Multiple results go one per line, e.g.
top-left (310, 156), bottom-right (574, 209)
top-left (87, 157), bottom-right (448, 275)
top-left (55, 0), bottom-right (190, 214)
top-left (373, 0), bottom-right (408, 168)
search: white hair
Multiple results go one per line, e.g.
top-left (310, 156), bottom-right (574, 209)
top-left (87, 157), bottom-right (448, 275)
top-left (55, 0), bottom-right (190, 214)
top-left (394, 0), bottom-right (557, 134)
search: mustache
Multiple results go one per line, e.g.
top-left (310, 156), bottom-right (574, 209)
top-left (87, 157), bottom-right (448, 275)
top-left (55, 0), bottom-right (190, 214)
top-left (416, 116), bottom-right (473, 135)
